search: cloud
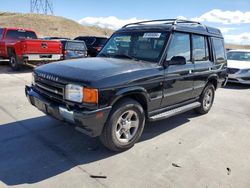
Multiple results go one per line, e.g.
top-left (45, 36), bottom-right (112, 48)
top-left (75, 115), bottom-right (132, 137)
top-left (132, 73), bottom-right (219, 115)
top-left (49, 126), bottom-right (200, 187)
top-left (224, 33), bottom-right (250, 44)
top-left (191, 9), bottom-right (250, 24)
top-left (218, 27), bottom-right (236, 34)
top-left (79, 16), bottom-right (144, 30)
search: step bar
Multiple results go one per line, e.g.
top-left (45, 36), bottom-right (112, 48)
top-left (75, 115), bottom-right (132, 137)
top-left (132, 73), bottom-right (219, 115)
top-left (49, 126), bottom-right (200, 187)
top-left (149, 102), bottom-right (201, 121)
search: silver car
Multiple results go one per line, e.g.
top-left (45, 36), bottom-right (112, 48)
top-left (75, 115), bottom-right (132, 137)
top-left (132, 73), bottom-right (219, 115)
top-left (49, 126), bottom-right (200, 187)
top-left (227, 49), bottom-right (250, 84)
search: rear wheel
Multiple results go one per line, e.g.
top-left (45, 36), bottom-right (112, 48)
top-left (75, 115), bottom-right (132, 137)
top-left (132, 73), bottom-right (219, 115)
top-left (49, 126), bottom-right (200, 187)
top-left (99, 98), bottom-right (145, 152)
top-left (195, 84), bottom-right (215, 114)
top-left (9, 52), bottom-right (21, 71)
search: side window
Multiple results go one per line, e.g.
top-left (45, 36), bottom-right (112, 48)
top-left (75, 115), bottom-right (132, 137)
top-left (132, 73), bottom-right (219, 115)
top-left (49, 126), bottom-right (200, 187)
top-left (212, 38), bottom-right (226, 63)
top-left (0, 28), bottom-right (3, 39)
top-left (192, 35), bottom-right (209, 61)
top-left (167, 32), bottom-right (191, 63)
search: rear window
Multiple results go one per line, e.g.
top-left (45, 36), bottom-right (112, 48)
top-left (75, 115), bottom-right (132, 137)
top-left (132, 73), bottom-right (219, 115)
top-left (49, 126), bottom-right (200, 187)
top-left (0, 28), bottom-right (3, 39)
top-left (212, 37), bottom-right (226, 63)
top-left (65, 41), bottom-right (86, 51)
top-left (6, 30), bottom-right (37, 39)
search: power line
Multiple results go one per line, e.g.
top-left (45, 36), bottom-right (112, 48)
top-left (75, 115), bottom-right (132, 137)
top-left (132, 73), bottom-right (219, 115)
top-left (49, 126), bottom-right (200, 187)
top-left (30, 0), bottom-right (53, 15)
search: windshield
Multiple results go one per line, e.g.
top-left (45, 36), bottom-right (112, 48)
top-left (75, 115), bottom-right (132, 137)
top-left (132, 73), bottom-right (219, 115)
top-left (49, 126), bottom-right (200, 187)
top-left (98, 32), bottom-right (168, 62)
top-left (6, 30), bottom-right (37, 39)
top-left (227, 51), bottom-right (250, 62)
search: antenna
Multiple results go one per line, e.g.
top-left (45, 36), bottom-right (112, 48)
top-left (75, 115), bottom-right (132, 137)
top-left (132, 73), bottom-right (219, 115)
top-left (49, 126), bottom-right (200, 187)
top-left (30, 0), bottom-right (53, 15)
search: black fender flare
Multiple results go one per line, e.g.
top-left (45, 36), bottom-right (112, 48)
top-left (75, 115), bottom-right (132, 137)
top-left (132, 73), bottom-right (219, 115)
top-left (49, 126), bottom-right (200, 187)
top-left (110, 86), bottom-right (149, 109)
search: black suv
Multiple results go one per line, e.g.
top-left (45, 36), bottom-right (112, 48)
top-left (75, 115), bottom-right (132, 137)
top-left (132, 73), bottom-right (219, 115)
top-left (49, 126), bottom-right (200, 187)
top-left (74, 36), bottom-right (108, 57)
top-left (26, 19), bottom-right (227, 151)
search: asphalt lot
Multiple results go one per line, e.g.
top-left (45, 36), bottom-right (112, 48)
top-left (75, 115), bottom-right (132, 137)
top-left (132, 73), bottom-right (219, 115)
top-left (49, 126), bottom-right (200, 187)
top-left (0, 62), bottom-right (250, 188)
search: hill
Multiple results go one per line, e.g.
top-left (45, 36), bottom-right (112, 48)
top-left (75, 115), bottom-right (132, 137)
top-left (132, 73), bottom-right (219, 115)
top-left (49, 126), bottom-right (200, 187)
top-left (0, 12), bottom-right (113, 38)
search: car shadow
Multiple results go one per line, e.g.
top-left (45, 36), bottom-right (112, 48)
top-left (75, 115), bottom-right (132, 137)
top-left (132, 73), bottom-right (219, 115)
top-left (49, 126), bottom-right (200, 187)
top-left (0, 111), bottom-right (196, 186)
top-left (0, 62), bottom-right (33, 74)
top-left (224, 83), bottom-right (250, 90)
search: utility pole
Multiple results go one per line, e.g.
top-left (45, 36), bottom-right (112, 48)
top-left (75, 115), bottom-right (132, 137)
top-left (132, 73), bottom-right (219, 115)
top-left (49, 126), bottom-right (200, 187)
top-left (30, 0), bottom-right (53, 15)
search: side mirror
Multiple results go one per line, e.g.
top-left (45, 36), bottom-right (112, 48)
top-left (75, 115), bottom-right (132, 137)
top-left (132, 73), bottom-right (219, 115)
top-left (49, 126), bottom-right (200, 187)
top-left (165, 56), bottom-right (186, 66)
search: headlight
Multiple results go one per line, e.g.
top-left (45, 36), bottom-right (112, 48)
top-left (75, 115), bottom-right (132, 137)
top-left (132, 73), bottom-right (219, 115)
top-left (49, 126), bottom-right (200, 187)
top-left (240, 69), bottom-right (250, 74)
top-left (65, 84), bottom-right (83, 103)
top-left (65, 84), bottom-right (99, 104)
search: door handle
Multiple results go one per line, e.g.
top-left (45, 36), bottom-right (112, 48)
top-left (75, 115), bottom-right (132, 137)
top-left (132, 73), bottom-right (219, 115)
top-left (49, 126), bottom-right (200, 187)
top-left (189, 69), bottom-right (193, 74)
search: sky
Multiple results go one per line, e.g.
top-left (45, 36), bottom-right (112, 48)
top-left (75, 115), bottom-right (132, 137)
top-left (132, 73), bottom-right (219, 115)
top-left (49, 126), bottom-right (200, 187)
top-left (0, 0), bottom-right (250, 44)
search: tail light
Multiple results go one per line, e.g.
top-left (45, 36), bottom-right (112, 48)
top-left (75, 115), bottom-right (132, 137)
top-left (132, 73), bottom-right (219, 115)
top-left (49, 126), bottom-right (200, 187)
top-left (64, 50), bottom-right (68, 56)
top-left (94, 46), bottom-right (102, 52)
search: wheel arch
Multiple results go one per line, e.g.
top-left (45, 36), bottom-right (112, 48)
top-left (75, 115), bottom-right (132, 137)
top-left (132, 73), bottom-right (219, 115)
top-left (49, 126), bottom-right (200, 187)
top-left (110, 87), bottom-right (149, 116)
top-left (206, 74), bottom-right (219, 90)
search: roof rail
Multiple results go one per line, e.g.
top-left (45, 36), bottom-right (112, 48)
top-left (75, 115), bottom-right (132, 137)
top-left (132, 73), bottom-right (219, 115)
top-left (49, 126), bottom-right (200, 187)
top-left (122, 19), bottom-right (202, 28)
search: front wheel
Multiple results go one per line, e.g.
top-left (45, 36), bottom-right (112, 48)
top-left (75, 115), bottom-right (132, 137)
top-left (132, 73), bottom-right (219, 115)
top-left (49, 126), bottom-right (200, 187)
top-left (195, 84), bottom-right (215, 114)
top-left (99, 98), bottom-right (145, 152)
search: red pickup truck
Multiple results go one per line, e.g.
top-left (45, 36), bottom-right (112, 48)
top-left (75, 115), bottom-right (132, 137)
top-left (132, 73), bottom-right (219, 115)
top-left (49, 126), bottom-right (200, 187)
top-left (0, 28), bottom-right (62, 70)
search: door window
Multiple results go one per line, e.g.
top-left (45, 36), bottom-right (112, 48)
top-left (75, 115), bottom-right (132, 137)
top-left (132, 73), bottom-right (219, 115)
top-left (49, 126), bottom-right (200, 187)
top-left (167, 32), bottom-right (191, 63)
top-left (192, 35), bottom-right (209, 61)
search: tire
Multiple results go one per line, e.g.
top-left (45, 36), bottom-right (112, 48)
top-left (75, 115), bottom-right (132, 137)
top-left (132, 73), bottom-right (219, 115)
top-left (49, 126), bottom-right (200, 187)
top-left (194, 84), bottom-right (215, 114)
top-left (9, 52), bottom-right (21, 71)
top-left (99, 98), bottom-right (145, 152)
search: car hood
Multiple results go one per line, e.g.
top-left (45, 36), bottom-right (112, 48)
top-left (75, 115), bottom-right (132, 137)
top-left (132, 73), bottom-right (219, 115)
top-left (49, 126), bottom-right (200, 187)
top-left (227, 60), bottom-right (250, 69)
top-left (35, 57), bottom-right (160, 87)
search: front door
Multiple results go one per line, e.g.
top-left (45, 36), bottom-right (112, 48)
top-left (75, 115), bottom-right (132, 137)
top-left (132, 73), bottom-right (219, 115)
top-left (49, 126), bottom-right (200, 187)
top-left (161, 32), bottom-right (195, 107)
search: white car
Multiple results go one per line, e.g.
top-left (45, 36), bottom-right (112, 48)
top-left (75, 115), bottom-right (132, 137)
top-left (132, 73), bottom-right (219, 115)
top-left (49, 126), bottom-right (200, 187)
top-left (227, 49), bottom-right (250, 84)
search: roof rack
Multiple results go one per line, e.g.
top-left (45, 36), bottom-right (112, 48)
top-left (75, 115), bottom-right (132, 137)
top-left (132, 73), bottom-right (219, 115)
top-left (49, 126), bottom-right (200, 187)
top-left (122, 19), bottom-right (202, 28)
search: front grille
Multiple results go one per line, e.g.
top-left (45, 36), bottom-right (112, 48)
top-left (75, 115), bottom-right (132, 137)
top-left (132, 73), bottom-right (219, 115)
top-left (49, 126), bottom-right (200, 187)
top-left (34, 75), bottom-right (65, 102)
top-left (227, 68), bottom-right (240, 74)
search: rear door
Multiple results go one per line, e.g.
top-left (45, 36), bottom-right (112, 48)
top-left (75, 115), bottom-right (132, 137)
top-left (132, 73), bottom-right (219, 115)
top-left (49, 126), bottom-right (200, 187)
top-left (161, 32), bottom-right (195, 107)
top-left (192, 34), bottom-right (213, 97)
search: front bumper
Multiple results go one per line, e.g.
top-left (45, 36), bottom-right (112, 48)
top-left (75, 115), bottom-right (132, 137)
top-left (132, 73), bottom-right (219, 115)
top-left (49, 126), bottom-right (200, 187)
top-left (228, 73), bottom-right (250, 84)
top-left (25, 86), bottom-right (111, 137)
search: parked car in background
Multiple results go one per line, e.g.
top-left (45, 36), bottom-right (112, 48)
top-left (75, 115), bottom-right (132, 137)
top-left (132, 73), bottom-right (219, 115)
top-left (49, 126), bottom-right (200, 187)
top-left (60, 39), bottom-right (88, 60)
top-left (74, 36), bottom-right (108, 57)
top-left (0, 28), bottom-right (62, 70)
top-left (26, 19), bottom-right (227, 151)
top-left (42, 36), bottom-right (71, 40)
top-left (227, 49), bottom-right (250, 84)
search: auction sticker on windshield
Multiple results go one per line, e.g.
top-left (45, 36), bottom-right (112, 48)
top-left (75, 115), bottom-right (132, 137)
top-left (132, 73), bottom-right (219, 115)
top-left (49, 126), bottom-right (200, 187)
top-left (143, 33), bottom-right (161, 38)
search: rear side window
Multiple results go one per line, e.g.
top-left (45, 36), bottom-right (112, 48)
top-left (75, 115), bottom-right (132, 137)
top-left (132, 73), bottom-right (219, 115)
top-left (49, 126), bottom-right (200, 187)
top-left (6, 30), bottom-right (37, 39)
top-left (167, 32), bottom-right (191, 62)
top-left (192, 35), bottom-right (209, 61)
top-left (212, 38), bottom-right (226, 63)
top-left (0, 28), bottom-right (3, 39)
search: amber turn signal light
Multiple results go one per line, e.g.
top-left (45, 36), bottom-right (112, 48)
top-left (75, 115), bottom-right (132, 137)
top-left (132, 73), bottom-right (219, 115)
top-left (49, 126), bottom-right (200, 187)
top-left (83, 88), bottom-right (99, 104)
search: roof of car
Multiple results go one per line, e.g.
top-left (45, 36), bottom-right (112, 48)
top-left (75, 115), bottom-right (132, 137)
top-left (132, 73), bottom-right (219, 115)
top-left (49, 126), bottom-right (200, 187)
top-left (228, 49), bottom-right (250, 52)
top-left (116, 19), bottom-right (223, 38)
